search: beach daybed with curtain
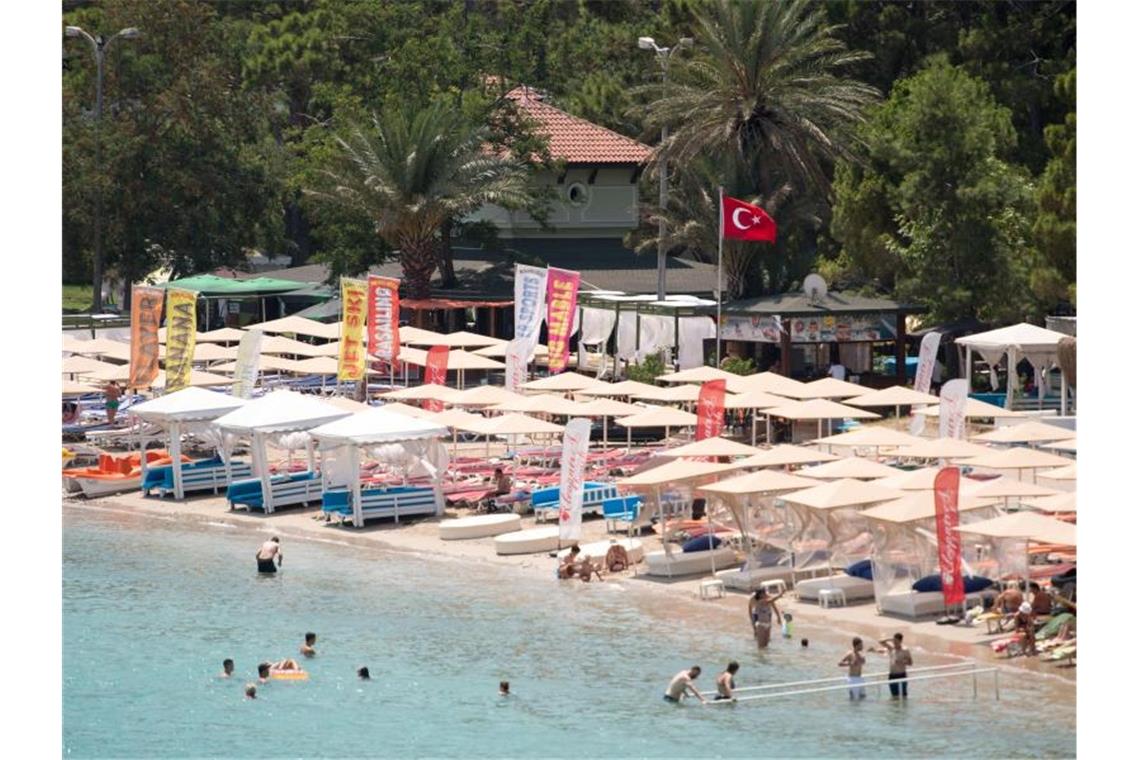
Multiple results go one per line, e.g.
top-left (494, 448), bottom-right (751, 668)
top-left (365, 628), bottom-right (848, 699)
top-left (130, 387), bottom-right (250, 499)
top-left (308, 407), bottom-right (451, 526)
top-left (215, 391), bottom-right (352, 514)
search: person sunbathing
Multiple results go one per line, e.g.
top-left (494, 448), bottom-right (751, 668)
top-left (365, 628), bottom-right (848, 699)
top-left (271, 658), bottom-right (302, 671)
top-left (991, 585), bottom-right (1023, 616)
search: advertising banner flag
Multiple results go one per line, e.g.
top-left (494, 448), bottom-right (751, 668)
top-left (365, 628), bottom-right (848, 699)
top-left (933, 467), bottom-right (965, 606)
top-left (721, 194), bottom-right (777, 242)
top-left (504, 338), bottom-right (529, 392)
top-left (232, 329), bottom-right (263, 399)
top-left (557, 418), bottom-right (592, 542)
top-left (545, 267), bottom-right (580, 374)
top-left (367, 276), bottom-right (400, 363)
top-left (696, 379), bottom-right (727, 440)
top-left (164, 289), bottom-right (197, 393)
top-left (514, 264), bottom-right (548, 351)
top-left (424, 345), bottom-right (449, 412)
top-left (128, 286), bottom-right (164, 389)
top-left (939, 378), bottom-right (969, 440)
top-left (914, 332), bottom-right (942, 395)
top-left (337, 278), bottom-right (368, 382)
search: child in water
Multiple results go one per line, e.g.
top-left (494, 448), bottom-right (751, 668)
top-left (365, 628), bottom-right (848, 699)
top-left (781, 613), bottom-right (794, 639)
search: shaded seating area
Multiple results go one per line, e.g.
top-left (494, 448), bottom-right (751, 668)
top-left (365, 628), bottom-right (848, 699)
top-left (322, 484), bottom-right (438, 523)
top-left (227, 471), bottom-right (322, 511)
top-left (142, 455), bottom-right (254, 497)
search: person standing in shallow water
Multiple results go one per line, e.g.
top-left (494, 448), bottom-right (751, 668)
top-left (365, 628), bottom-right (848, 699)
top-left (838, 637), bottom-right (868, 700)
top-left (255, 537), bottom-right (282, 573)
top-left (749, 588), bottom-right (784, 649)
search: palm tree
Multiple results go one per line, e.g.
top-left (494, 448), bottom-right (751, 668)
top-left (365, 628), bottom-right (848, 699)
top-left (637, 0), bottom-right (878, 200)
top-left (307, 99), bottom-right (533, 298)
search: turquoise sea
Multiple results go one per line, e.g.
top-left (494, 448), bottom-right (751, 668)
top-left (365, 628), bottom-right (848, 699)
top-left (63, 505), bottom-right (1075, 758)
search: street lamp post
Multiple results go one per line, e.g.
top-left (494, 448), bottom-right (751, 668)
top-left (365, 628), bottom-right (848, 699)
top-left (65, 25), bottom-right (140, 314)
top-left (638, 36), bottom-right (692, 302)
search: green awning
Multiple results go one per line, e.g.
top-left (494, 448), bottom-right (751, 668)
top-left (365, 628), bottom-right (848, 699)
top-left (162, 274), bottom-right (306, 296)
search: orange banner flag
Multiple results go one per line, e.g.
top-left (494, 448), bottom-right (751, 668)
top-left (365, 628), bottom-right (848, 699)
top-left (129, 286), bottom-right (165, 389)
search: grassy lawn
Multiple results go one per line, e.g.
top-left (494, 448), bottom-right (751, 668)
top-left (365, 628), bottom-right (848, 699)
top-left (62, 283), bottom-right (93, 313)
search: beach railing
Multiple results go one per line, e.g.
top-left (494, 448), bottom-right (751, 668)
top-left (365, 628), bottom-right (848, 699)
top-left (701, 662), bottom-right (1000, 704)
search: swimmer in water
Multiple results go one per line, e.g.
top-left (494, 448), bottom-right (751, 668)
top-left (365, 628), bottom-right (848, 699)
top-left (663, 666), bottom-right (707, 704)
top-left (255, 537), bottom-right (282, 573)
top-left (245, 684), bottom-right (257, 700)
top-left (221, 659), bottom-right (234, 678)
top-left (715, 662), bottom-right (739, 701)
top-left (499, 681), bottom-right (510, 696)
top-left (300, 632), bottom-right (317, 657)
top-left (257, 663), bottom-right (270, 683)
top-left (358, 667), bottom-right (371, 680)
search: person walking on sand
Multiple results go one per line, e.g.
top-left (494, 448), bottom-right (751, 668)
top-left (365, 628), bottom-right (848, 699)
top-left (255, 537), bottom-right (282, 574)
top-left (663, 666), bottom-right (707, 705)
top-left (104, 381), bottom-right (122, 424)
top-left (838, 637), bottom-right (868, 700)
top-left (879, 633), bottom-right (913, 700)
top-left (715, 662), bottom-right (739, 701)
top-left (749, 588), bottom-right (784, 649)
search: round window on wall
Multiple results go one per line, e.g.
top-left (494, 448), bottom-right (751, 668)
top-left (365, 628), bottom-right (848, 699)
top-left (566, 182), bottom-right (590, 207)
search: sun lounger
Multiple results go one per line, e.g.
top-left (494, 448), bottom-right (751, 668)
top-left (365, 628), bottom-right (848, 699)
top-left (645, 545), bottom-right (740, 578)
top-left (531, 481), bottom-right (622, 522)
top-left (142, 456), bottom-right (254, 497)
top-left (794, 574), bottom-right (876, 603)
top-left (715, 565), bottom-right (795, 592)
top-left (226, 471), bottom-right (322, 513)
top-left (601, 495), bottom-right (643, 535)
top-left (321, 485), bottom-right (439, 524)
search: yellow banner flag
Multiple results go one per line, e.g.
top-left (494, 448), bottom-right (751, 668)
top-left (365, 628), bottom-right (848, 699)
top-left (337, 278), bottom-right (367, 382)
top-left (164, 289), bottom-right (197, 392)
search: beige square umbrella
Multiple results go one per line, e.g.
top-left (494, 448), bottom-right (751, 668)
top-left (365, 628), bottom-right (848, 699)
top-left (574, 397), bottom-right (643, 451)
top-left (492, 394), bottom-right (591, 417)
top-left (796, 456), bottom-right (901, 481)
top-left (422, 407), bottom-right (487, 458)
top-left (260, 335), bottom-right (327, 357)
top-left (861, 492), bottom-right (1002, 523)
top-left (151, 369), bottom-right (235, 389)
top-left (521, 372), bottom-right (605, 392)
top-left (449, 385), bottom-right (524, 407)
top-left (721, 389), bottom-right (787, 446)
top-left (889, 437), bottom-right (993, 460)
top-left (799, 377), bottom-right (874, 399)
top-left (63, 380), bottom-right (101, 396)
top-left (1041, 438), bottom-right (1077, 454)
top-left (1019, 492), bottom-right (1076, 513)
top-left (577, 380), bottom-right (661, 398)
top-left (290, 357), bottom-right (340, 375)
top-left (738, 444), bottom-right (839, 468)
top-left (473, 342), bottom-right (548, 359)
top-left (444, 350), bottom-right (506, 371)
top-left (309, 340), bottom-right (343, 357)
top-left (955, 446), bottom-right (1073, 482)
top-left (197, 327), bottom-right (248, 343)
top-left (324, 397), bottom-right (372, 413)
top-left (188, 343), bottom-right (238, 362)
top-left (870, 466), bottom-right (945, 491)
top-left (211, 355), bottom-right (304, 374)
top-left (62, 355), bottom-right (119, 376)
top-left (954, 511), bottom-right (1076, 546)
top-left (765, 398), bottom-right (881, 441)
top-left (657, 437), bottom-right (763, 459)
top-left (615, 405), bottom-right (699, 452)
top-left (913, 398), bottom-right (1026, 418)
top-left (463, 412), bottom-right (566, 465)
top-left (246, 315), bottom-right (341, 340)
top-left (405, 330), bottom-right (503, 349)
top-left (1038, 464), bottom-right (1076, 481)
top-left (646, 384), bottom-right (702, 403)
top-left (65, 337), bottom-right (130, 358)
top-left (781, 478), bottom-right (903, 510)
top-left (844, 385), bottom-right (940, 427)
top-left (62, 334), bottom-right (91, 353)
top-left (657, 366), bottom-right (736, 384)
top-left (381, 383), bottom-right (460, 403)
top-left (727, 371), bottom-right (811, 398)
top-left (699, 469), bottom-right (817, 497)
top-left (971, 420), bottom-right (1076, 444)
top-left (969, 476), bottom-right (1058, 500)
top-left (811, 426), bottom-right (925, 454)
top-left (377, 401), bottom-right (432, 417)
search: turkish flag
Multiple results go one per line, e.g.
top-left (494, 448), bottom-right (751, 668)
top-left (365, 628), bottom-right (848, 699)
top-left (722, 195), bottom-right (777, 242)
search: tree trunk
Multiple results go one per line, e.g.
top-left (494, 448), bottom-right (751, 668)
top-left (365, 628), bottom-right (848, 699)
top-left (400, 238), bottom-right (438, 300)
top-left (437, 218), bottom-right (458, 289)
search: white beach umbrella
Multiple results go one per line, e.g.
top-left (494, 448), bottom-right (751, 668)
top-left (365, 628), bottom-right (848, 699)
top-left (971, 421), bottom-right (1076, 444)
top-left (798, 377), bottom-right (874, 399)
top-left (656, 438), bottom-right (763, 459)
top-left (246, 315), bottom-right (340, 340)
top-left (738, 444), bottom-right (839, 469)
top-left (657, 366), bottom-right (736, 384)
top-left (1019, 492), bottom-right (1076, 514)
top-left (955, 446), bottom-right (1074, 483)
top-left (521, 372), bottom-right (604, 392)
top-left (796, 456), bottom-right (901, 481)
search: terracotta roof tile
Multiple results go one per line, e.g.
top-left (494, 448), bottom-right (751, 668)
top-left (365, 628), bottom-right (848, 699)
top-left (505, 86), bottom-right (651, 165)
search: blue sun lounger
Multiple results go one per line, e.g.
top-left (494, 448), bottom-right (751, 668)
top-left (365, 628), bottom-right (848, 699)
top-left (142, 456), bottom-right (254, 498)
top-left (226, 471), bottom-right (323, 513)
top-left (531, 481), bottom-right (622, 522)
top-left (321, 485), bottom-right (439, 525)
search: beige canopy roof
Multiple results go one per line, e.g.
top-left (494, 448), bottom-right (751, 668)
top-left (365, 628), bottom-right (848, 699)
top-left (616, 406), bottom-right (698, 428)
top-left (1039, 464), bottom-right (1076, 481)
top-left (845, 386), bottom-right (940, 408)
top-left (781, 478), bottom-right (902, 510)
top-left (643, 384), bottom-right (702, 402)
top-left (914, 398), bottom-right (1025, 418)
top-left (765, 399), bottom-right (881, 421)
top-left (492, 394), bottom-right (590, 416)
top-left (211, 355), bottom-right (302, 374)
top-left (246, 315), bottom-right (340, 340)
top-left (425, 408), bottom-right (486, 428)
top-left (521, 372), bottom-right (604, 392)
top-left (721, 390), bottom-right (788, 410)
top-left (797, 456), bottom-right (901, 481)
top-left (308, 341), bottom-right (342, 357)
top-left (811, 427), bottom-right (924, 449)
top-left (574, 398), bottom-right (644, 417)
top-left (381, 384), bottom-right (460, 402)
top-left (969, 476), bottom-right (1058, 499)
top-left (657, 366), bottom-right (736, 384)
top-left (441, 350), bottom-right (506, 370)
top-left (473, 342), bottom-right (548, 359)
top-left (971, 421), bottom-right (1076, 444)
top-left (577, 380), bottom-right (662, 398)
top-left (1041, 438), bottom-right (1077, 454)
top-left (197, 327), bottom-right (248, 343)
top-left (956, 446), bottom-right (1074, 470)
top-left (871, 466), bottom-right (944, 491)
top-left (146, 369), bottom-right (235, 389)
top-left (324, 397), bottom-right (371, 413)
top-left (62, 334), bottom-right (90, 353)
top-left (1020, 492), bottom-right (1076, 513)
top-left (260, 335), bottom-right (328, 357)
top-left (889, 438), bottom-right (993, 459)
top-left (799, 377), bottom-right (874, 399)
top-left (728, 371), bottom-right (811, 398)
top-left (64, 337), bottom-right (131, 358)
top-left (699, 469), bottom-right (818, 496)
top-left (657, 438), bottom-right (763, 459)
top-left (862, 492), bottom-right (1001, 524)
top-left (377, 401), bottom-right (433, 418)
top-left (617, 459), bottom-right (743, 488)
top-left (405, 329), bottom-right (503, 348)
top-left (290, 357), bottom-right (340, 375)
top-left (62, 355), bottom-right (118, 375)
top-left (186, 343), bottom-right (237, 362)
top-left (448, 385), bottom-right (524, 407)
top-left (463, 413), bottom-right (565, 436)
top-left (954, 511), bottom-right (1076, 546)
top-left (62, 380), bottom-right (101, 395)
top-left (398, 325), bottom-right (447, 344)
top-left (738, 444), bottom-right (839, 468)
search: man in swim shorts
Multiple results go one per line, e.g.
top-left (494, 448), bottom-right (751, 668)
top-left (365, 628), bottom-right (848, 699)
top-left (838, 637), bottom-right (867, 700)
top-left (256, 537), bottom-right (282, 574)
top-left (715, 662), bottom-right (739, 701)
top-left (664, 666), bottom-right (707, 704)
top-left (104, 381), bottom-right (122, 424)
top-left (300, 632), bottom-right (317, 657)
top-left (879, 633), bottom-right (913, 700)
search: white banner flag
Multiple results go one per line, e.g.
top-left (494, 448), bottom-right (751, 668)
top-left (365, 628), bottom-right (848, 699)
top-left (914, 332), bottom-right (942, 395)
top-left (557, 418), bottom-right (592, 542)
top-left (514, 264), bottom-right (547, 351)
top-left (939, 379), bottom-right (969, 440)
top-left (504, 338), bottom-right (529, 392)
top-left (231, 329), bottom-right (263, 399)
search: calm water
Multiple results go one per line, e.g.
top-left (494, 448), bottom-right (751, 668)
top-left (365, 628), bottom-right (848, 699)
top-left (63, 506), bottom-right (1075, 759)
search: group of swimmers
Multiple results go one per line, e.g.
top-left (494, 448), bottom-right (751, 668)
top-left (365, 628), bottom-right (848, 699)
top-left (219, 632), bottom-right (372, 699)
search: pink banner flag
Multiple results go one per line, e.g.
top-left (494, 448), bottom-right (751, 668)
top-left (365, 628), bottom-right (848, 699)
top-left (545, 267), bottom-right (580, 374)
top-left (424, 345), bottom-right (449, 412)
top-left (933, 467), bottom-right (965, 606)
top-left (696, 379), bottom-right (727, 440)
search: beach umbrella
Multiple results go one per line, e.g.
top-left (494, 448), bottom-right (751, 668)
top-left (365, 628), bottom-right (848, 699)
top-left (245, 315), bottom-right (341, 340)
top-left (971, 420), bottom-right (1076, 444)
top-left (870, 466), bottom-right (944, 491)
top-left (62, 380), bottom-right (101, 396)
top-left (381, 383), bottom-right (460, 404)
top-left (764, 398), bottom-right (880, 441)
top-left (724, 371), bottom-right (810, 398)
top-left (576, 380), bottom-right (661, 398)
top-left (197, 327), bottom-right (248, 344)
top-left (810, 427), bottom-right (924, 454)
top-left (888, 437), bottom-right (993, 460)
top-left (796, 456), bottom-right (901, 481)
top-left (463, 412), bottom-right (566, 466)
top-left (954, 511), bottom-right (1076, 546)
top-left (185, 343), bottom-right (237, 363)
top-left (861, 492), bottom-right (1002, 524)
top-left (449, 385), bottom-right (524, 407)
top-left (955, 446), bottom-right (1073, 483)
top-left (657, 366), bottom-right (736, 384)
top-left (1041, 438), bottom-right (1077, 454)
top-left (781, 478), bottom-right (902, 511)
top-left (1019, 492), bottom-right (1076, 514)
top-left (798, 377), bottom-right (874, 399)
top-left (615, 406), bottom-right (698, 450)
top-left (308, 341), bottom-right (343, 357)
top-left (398, 326), bottom-right (448, 345)
top-left (720, 390), bottom-right (787, 446)
top-left (1038, 464), bottom-right (1076, 482)
top-left (913, 397), bottom-right (1025, 419)
top-left (62, 355), bottom-right (118, 376)
top-left (290, 357), bottom-right (340, 376)
top-left (257, 335), bottom-right (329, 357)
top-left (403, 330), bottom-right (503, 348)
top-left (62, 334), bottom-right (90, 353)
top-left (645, 384), bottom-right (702, 403)
top-left (969, 476), bottom-right (1058, 500)
top-left (575, 397), bottom-right (643, 451)
top-left (425, 408), bottom-right (487, 459)
top-left (844, 385), bottom-right (940, 426)
top-left (521, 372), bottom-right (604, 392)
top-left (211, 356), bottom-right (304, 375)
top-left (474, 342), bottom-right (548, 359)
top-left (323, 396), bottom-right (371, 413)
top-left (378, 401), bottom-right (432, 418)
top-left (699, 469), bottom-right (817, 497)
top-left (657, 438), bottom-right (763, 459)
top-left (65, 337), bottom-right (131, 358)
top-left (738, 444), bottom-right (839, 469)
top-left (490, 393), bottom-right (564, 413)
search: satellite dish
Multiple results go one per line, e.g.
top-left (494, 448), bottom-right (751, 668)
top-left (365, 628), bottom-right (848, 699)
top-left (803, 274), bottom-right (828, 305)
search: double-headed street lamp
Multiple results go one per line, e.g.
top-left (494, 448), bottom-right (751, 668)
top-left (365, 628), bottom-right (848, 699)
top-left (65, 25), bottom-right (141, 313)
top-left (638, 35), bottom-right (692, 302)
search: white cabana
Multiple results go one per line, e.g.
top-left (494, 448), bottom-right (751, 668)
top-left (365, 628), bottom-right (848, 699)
top-left (130, 387), bottom-right (248, 499)
top-left (956, 323), bottom-right (1072, 412)
top-left (214, 390), bottom-right (352, 513)
top-left (308, 408), bottom-right (450, 527)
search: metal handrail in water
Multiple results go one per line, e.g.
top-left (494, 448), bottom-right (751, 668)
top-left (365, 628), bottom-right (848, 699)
top-left (699, 661), bottom-right (980, 697)
top-left (703, 666), bottom-right (1000, 704)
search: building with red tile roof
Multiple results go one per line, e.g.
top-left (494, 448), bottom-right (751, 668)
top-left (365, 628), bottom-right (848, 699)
top-left (503, 85), bottom-right (652, 165)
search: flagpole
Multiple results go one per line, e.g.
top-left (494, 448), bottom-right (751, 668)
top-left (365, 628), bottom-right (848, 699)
top-left (716, 186), bottom-right (724, 364)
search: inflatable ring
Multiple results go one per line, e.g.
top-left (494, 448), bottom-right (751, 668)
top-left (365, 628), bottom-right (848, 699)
top-left (269, 669), bottom-right (309, 681)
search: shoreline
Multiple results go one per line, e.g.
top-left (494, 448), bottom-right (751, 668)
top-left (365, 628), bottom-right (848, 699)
top-left (66, 489), bottom-right (1075, 690)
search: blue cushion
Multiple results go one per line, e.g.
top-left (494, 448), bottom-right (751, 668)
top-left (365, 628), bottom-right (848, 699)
top-left (681, 535), bottom-right (722, 553)
top-left (845, 559), bottom-right (874, 581)
top-left (911, 574), bottom-right (994, 593)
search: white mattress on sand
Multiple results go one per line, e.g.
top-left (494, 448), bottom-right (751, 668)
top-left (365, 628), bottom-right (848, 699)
top-left (439, 513), bottom-right (521, 540)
